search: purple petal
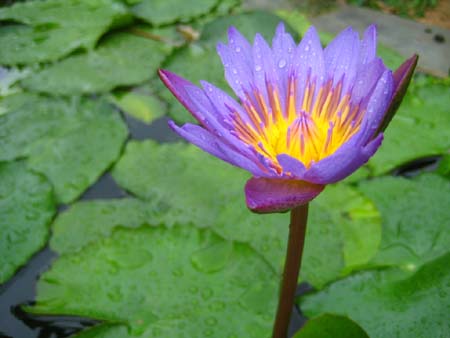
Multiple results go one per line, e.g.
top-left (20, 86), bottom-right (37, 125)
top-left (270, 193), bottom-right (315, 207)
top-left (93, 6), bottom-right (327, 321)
top-left (158, 69), bottom-right (206, 123)
top-left (199, 80), bottom-right (257, 157)
top-left (272, 23), bottom-right (296, 99)
top-left (303, 132), bottom-right (384, 184)
top-left (359, 24), bottom-right (377, 68)
top-left (159, 69), bottom-right (251, 154)
top-left (376, 54), bottom-right (418, 134)
top-left (159, 69), bottom-right (234, 136)
top-left (362, 69), bottom-right (394, 140)
top-left (169, 121), bottom-right (266, 177)
top-left (216, 27), bottom-right (253, 99)
top-left (324, 27), bottom-right (360, 94)
top-left (252, 33), bottom-right (279, 111)
top-left (277, 154), bottom-right (307, 178)
top-left (351, 57), bottom-right (386, 104)
top-left (245, 177), bottom-right (325, 213)
top-left (291, 26), bottom-right (325, 110)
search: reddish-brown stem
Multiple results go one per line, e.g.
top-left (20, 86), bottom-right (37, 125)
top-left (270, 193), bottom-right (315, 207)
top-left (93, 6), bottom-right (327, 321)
top-left (271, 203), bottom-right (309, 338)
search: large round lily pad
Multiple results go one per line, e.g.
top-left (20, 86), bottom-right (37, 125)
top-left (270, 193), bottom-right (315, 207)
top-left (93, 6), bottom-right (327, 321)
top-left (30, 225), bottom-right (278, 338)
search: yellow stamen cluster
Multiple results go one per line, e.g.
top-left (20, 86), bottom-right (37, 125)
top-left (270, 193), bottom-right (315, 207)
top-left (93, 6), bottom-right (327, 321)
top-left (233, 78), bottom-right (363, 173)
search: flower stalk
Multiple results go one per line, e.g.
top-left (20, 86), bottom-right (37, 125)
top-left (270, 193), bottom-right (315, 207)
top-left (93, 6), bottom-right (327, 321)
top-left (272, 203), bottom-right (309, 338)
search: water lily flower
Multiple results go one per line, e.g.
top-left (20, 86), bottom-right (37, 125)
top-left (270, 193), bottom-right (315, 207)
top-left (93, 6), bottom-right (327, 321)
top-left (159, 24), bottom-right (417, 213)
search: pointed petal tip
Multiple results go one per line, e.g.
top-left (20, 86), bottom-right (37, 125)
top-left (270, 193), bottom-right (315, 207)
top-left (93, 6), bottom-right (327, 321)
top-left (395, 54), bottom-right (419, 80)
top-left (157, 68), bottom-right (168, 81)
top-left (276, 21), bottom-right (286, 33)
top-left (227, 25), bottom-right (246, 43)
top-left (228, 25), bottom-right (238, 35)
top-left (158, 68), bottom-right (185, 88)
top-left (304, 25), bottom-right (319, 38)
top-left (376, 54), bottom-right (418, 134)
top-left (366, 23), bottom-right (377, 33)
top-left (167, 119), bottom-right (177, 129)
top-left (244, 177), bottom-right (325, 214)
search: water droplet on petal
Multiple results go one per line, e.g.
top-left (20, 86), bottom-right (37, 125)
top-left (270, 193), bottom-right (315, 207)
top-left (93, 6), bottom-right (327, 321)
top-left (255, 65), bottom-right (262, 72)
top-left (305, 44), bottom-right (310, 52)
top-left (232, 68), bottom-right (238, 74)
top-left (235, 46), bottom-right (241, 52)
top-left (278, 59), bottom-right (286, 68)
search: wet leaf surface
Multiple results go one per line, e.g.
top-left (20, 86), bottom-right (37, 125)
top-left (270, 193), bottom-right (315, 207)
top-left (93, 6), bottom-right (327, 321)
top-left (300, 252), bottom-right (450, 338)
top-left (21, 32), bottom-right (170, 95)
top-left (0, 0), bottom-right (130, 65)
top-left (357, 173), bottom-right (450, 270)
top-left (0, 161), bottom-right (56, 283)
top-left (50, 199), bottom-right (167, 255)
top-left (112, 141), bottom-right (247, 227)
top-left (30, 225), bottom-right (278, 338)
top-left (0, 93), bottom-right (128, 203)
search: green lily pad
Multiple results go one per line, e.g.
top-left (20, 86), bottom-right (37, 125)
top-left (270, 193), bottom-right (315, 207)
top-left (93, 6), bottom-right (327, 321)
top-left (293, 314), bottom-right (370, 338)
top-left (0, 161), bottom-right (56, 283)
top-left (0, 0), bottom-right (130, 65)
top-left (131, 0), bottom-right (219, 26)
top-left (30, 225), bottom-right (278, 338)
top-left (0, 93), bottom-right (128, 203)
top-left (112, 140), bottom-right (247, 227)
top-left (358, 173), bottom-right (450, 271)
top-left (110, 88), bottom-right (166, 124)
top-left (302, 183), bottom-right (381, 287)
top-left (112, 141), bottom-right (381, 288)
top-left (300, 252), bottom-right (450, 338)
top-left (368, 76), bottom-right (450, 175)
top-left (50, 199), bottom-right (170, 255)
top-left (21, 32), bottom-right (170, 95)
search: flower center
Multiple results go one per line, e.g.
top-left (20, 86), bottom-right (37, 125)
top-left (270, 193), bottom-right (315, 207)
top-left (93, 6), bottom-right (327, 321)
top-left (232, 76), bottom-right (364, 173)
